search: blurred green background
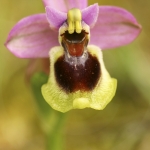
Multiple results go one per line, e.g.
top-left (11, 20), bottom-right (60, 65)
top-left (0, 0), bottom-right (150, 150)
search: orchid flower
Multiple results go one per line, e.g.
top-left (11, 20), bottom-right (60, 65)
top-left (5, 0), bottom-right (141, 112)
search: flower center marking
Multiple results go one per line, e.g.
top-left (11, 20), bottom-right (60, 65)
top-left (54, 53), bottom-right (101, 93)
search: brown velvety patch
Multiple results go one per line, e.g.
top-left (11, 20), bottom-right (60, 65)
top-left (54, 53), bottom-right (101, 93)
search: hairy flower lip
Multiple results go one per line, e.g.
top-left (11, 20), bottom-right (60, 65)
top-left (41, 45), bottom-right (117, 112)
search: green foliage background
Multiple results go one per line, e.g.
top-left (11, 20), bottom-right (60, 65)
top-left (0, 0), bottom-right (150, 150)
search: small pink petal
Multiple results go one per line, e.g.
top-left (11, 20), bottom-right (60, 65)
top-left (90, 6), bottom-right (142, 49)
top-left (42, 0), bottom-right (88, 12)
top-left (5, 14), bottom-right (59, 58)
top-left (82, 4), bottom-right (99, 27)
top-left (45, 7), bottom-right (67, 30)
top-left (46, 4), bottom-right (99, 30)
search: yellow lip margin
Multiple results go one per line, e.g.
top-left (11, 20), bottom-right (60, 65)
top-left (41, 45), bottom-right (117, 113)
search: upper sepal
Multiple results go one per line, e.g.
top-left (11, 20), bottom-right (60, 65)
top-left (90, 6), bottom-right (142, 49)
top-left (5, 14), bottom-right (59, 58)
top-left (42, 0), bottom-right (88, 12)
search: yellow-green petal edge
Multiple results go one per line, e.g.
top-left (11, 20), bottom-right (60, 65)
top-left (42, 45), bottom-right (117, 112)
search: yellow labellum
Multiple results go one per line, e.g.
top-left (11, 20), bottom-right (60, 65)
top-left (41, 45), bottom-right (117, 113)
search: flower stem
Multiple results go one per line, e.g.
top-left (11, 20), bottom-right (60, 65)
top-left (47, 111), bottom-right (66, 150)
top-left (31, 72), bottom-right (67, 150)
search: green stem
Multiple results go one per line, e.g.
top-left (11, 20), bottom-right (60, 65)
top-left (31, 72), bottom-right (67, 150)
top-left (47, 112), bottom-right (67, 150)
top-left (31, 72), bottom-right (51, 119)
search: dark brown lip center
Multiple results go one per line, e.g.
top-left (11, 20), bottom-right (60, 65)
top-left (54, 53), bottom-right (101, 93)
top-left (61, 30), bottom-right (88, 57)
